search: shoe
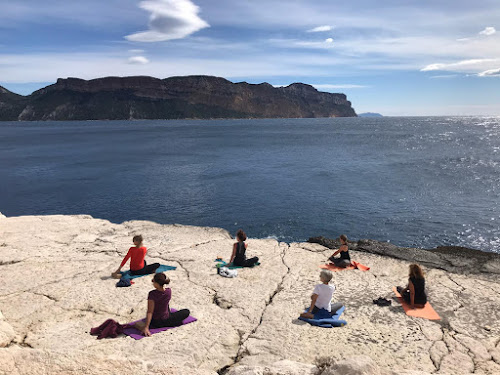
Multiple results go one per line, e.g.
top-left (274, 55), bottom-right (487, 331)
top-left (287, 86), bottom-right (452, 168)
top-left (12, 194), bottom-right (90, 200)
top-left (373, 297), bottom-right (391, 306)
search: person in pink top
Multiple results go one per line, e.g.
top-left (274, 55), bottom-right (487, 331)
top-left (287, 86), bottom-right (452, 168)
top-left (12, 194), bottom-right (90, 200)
top-left (115, 235), bottom-right (160, 276)
top-left (134, 272), bottom-right (191, 336)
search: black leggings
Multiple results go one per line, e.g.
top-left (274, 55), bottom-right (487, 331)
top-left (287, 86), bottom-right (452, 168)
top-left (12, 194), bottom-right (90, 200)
top-left (150, 309), bottom-right (190, 328)
top-left (233, 256), bottom-right (259, 267)
top-left (397, 286), bottom-right (427, 305)
top-left (329, 257), bottom-right (351, 268)
top-left (130, 260), bottom-right (160, 276)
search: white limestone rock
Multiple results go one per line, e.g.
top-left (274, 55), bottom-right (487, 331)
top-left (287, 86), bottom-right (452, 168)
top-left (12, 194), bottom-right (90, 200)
top-left (0, 214), bottom-right (499, 375)
top-left (429, 341), bottom-right (448, 369)
top-left (228, 359), bottom-right (316, 375)
top-left (455, 334), bottom-right (491, 362)
top-left (438, 352), bottom-right (475, 374)
top-left (321, 355), bottom-right (381, 375)
top-left (0, 311), bottom-right (15, 347)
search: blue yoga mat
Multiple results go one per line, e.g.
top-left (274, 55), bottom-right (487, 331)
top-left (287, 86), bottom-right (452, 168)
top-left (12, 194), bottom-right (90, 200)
top-left (298, 305), bottom-right (347, 328)
top-left (120, 264), bottom-right (176, 280)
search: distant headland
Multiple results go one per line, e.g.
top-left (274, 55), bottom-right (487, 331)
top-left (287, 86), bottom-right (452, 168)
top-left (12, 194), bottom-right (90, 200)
top-left (0, 75), bottom-right (357, 121)
top-left (358, 112), bottom-right (383, 117)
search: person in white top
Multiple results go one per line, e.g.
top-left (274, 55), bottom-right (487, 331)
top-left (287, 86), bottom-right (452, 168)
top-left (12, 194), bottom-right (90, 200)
top-left (300, 270), bottom-right (335, 319)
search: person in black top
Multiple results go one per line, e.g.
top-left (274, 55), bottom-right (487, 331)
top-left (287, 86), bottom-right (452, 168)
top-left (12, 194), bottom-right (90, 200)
top-left (397, 264), bottom-right (427, 309)
top-left (229, 229), bottom-right (259, 267)
top-left (328, 234), bottom-right (351, 268)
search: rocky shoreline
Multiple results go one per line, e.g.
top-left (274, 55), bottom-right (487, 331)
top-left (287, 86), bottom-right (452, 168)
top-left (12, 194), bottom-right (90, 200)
top-left (1, 214), bottom-right (499, 375)
top-left (308, 237), bottom-right (500, 276)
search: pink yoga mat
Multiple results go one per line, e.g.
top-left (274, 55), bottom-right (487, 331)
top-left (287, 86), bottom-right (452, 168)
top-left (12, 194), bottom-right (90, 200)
top-left (123, 309), bottom-right (197, 340)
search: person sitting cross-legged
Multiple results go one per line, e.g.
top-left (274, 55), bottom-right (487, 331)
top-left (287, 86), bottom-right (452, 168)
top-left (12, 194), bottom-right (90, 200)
top-left (114, 235), bottom-right (160, 276)
top-left (134, 272), bottom-right (191, 337)
top-left (300, 270), bottom-right (335, 319)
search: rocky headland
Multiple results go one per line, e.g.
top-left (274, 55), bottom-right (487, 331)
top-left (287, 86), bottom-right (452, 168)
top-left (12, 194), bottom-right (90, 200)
top-left (1, 213), bottom-right (499, 375)
top-left (0, 75), bottom-right (356, 121)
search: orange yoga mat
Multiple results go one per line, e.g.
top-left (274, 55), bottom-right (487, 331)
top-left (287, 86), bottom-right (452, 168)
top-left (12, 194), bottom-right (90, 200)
top-left (319, 260), bottom-right (370, 272)
top-left (392, 287), bottom-right (441, 320)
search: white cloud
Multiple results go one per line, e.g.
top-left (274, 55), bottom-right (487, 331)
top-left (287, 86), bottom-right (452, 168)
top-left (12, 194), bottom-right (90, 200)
top-left (325, 38), bottom-right (334, 43)
top-left (128, 56), bottom-right (150, 64)
top-left (125, 0), bottom-right (209, 42)
top-left (307, 25), bottom-right (332, 33)
top-left (430, 74), bottom-right (459, 79)
top-left (478, 68), bottom-right (500, 77)
top-left (129, 49), bottom-right (145, 54)
top-left (479, 26), bottom-right (496, 36)
top-left (421, 59), bottom-right (498, 73)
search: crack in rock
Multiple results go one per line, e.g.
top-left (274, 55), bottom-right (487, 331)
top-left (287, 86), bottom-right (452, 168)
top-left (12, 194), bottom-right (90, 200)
top-left (0, 260), bottom-right (23, 266)
top-left (217, 243), bottom-right (292, 374)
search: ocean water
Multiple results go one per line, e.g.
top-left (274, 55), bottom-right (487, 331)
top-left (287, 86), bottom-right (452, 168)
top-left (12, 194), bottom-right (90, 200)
top-left (1, 117), bottom-right (499, 253)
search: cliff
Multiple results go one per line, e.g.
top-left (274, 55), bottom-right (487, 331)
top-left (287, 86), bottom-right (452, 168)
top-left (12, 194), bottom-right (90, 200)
top-left (0, 214), bottom-right (499, 375)
top-left (0, 76), bottom-right (357, 121)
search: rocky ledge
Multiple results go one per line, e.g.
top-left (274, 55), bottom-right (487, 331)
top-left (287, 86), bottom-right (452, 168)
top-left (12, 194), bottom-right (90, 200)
top-left (0, 214), bottom-right (499, 375)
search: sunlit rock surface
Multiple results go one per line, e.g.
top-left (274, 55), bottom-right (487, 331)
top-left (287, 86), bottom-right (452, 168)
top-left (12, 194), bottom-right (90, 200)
top-left (0, 214), bottom-right (499, 375)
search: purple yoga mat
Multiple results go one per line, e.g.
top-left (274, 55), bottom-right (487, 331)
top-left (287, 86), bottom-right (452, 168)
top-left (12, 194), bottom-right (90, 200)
top-left (123, 308), bottom-right (197, 340)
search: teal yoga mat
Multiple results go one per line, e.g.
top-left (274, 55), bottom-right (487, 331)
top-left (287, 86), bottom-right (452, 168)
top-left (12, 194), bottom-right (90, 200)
top-left (120, 264), bottom-right (176, 280)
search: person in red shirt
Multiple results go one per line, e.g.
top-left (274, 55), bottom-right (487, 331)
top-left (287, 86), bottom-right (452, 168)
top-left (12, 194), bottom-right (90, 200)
top-left (115, 235), bottom-right (160, 276)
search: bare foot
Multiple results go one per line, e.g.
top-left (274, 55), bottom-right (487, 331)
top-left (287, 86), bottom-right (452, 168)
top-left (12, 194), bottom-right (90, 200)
top-left (134, 322), bottom-right (146, 331)
top-left (300, 312), bottom-right (314, 319)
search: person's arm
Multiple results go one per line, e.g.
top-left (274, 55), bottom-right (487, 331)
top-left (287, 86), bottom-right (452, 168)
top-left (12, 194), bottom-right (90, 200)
top-left (229, 243), bottom-right (237, 264)
top-left (330, 245), bottom-right (346, 258)
top-left (308, 294), bottom-right (319, 313)
top-left (408, 280), bottom-right (415, 309)
top-left (331, 248), bottom-right (341, 257)
top-left (115, 248), bottom-right (132, 273)
top-left (141, 299), bottom-right (155, 336)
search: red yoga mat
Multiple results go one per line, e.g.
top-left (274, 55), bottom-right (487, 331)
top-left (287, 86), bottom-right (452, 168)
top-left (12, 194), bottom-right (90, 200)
top-left (319, 260), bottom-right (370, 272)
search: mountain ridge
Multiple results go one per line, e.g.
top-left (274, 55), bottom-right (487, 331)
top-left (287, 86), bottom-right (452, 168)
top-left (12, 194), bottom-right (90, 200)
top-left (0, 75), bottom-right (357, 121)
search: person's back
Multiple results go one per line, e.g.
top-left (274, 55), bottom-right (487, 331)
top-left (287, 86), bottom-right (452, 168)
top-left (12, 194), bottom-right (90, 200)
top-left (235, 241), bottom-right (247, 263)
top-left (313, 282), bottom-right (335, 312)
top-left (409, 276), bottom-right (427, 304)
top-left (230, 229), bottom-right (259, 267)
top-left (148, 288), bottom-right (172, 320)
top-left (127, 245), bottom-right (147, 270)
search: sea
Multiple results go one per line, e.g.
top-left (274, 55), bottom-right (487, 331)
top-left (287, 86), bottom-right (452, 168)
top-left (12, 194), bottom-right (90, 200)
top-left (1, 116), bottom-right (499, 253)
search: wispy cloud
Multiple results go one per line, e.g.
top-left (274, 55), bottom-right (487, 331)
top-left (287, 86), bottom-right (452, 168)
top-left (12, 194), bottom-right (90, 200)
top-left (269, 38), bottom-right (336, 50)
top-left (129, 49), bottom-right (145, 54)
top-left (478, 68), bottom-right (500, 77)
top-left (128, 56), bottom-right (150, 64)
top-left (307, 25), bottom-right (332, 33)
top-left (125, 0), bottom-right (209, 42)
top-left (421, 59), bottom-right (498, 73)
top-left (479, 26), bottom-right (496, 36)
top-left (430, 74), bottom-right (459, 79)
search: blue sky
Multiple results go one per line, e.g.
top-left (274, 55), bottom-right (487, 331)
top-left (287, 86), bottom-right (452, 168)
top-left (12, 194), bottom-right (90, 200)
top-left (1, 0), bottom-right (499, 115)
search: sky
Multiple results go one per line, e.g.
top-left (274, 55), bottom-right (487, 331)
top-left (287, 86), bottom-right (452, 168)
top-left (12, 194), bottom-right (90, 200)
top-left (0, 0), bottom-right (499, 116)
